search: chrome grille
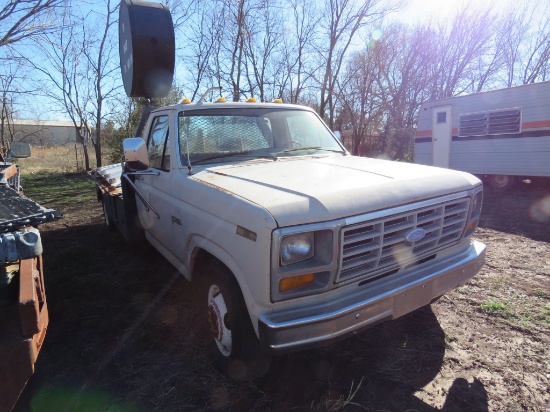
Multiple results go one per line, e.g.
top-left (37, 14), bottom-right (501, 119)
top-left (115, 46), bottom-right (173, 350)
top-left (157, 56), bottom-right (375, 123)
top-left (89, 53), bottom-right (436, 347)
top-left (338, 197), bottom-right (470, 283)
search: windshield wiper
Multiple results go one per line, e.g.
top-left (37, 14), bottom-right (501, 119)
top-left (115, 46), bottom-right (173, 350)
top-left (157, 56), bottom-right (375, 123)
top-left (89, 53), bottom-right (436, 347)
top-left (191, 151), bottom-right (278, 165)
top-left (283, 146), bottom-right (346, 154)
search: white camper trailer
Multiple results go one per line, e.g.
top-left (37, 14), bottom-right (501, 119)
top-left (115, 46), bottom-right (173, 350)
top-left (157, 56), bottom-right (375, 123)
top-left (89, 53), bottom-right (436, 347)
top-left (414, 81), bottom-right (550, 189)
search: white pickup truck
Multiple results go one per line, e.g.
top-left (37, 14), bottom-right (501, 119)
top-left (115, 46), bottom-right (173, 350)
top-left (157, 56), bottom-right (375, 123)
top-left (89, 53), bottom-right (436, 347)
top-left (93, 98), bottom-right (486, 381)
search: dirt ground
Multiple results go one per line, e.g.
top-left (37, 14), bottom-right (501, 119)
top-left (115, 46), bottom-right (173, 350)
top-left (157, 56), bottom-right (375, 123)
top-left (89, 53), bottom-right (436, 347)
top-left (12, 175), bottom-right (550, 412)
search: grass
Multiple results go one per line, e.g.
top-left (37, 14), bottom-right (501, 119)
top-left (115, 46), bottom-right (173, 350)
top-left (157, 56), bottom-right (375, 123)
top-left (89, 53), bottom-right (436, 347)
top-left (534, 288), bottom-right (548, 298)
top-left (12, 145), bottom-right (108, 211)
top-left (17, 145), bottom-right (100, 174)
top-left (480, 300), bottom-right (508, 316)
top-left (21, 172), bottom-right (96, 210)
top-left (310, 377), bottom-right (365, 411)
top-left (477, 288), bottom-right (550, 327)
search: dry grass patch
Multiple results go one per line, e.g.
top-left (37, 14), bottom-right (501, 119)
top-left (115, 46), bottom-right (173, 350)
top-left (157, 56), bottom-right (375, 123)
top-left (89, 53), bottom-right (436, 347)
top-left (17, 145), bottom-right (103, 174)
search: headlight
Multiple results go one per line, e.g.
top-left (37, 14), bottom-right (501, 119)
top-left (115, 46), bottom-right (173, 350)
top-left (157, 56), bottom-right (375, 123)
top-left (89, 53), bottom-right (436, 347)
top-left (281, 232), bottom-right (314, 266)
top-left (272, 227), bottom-right (335, 301)
top-left (464, 188), bottom-right (483, 238)
top-left (470, 189), bottom-right (483, 220)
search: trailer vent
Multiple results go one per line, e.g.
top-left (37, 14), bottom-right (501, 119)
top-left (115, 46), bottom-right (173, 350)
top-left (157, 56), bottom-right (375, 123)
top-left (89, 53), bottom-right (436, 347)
top-left (337, 197), bottom-right (470, 284)
top-left (459, 108), bottom-right (521, 137)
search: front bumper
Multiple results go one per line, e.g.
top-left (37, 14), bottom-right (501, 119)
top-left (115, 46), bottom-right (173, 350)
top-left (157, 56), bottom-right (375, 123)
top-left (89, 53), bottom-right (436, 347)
top-left (259, 240), bottom-right (486, 352)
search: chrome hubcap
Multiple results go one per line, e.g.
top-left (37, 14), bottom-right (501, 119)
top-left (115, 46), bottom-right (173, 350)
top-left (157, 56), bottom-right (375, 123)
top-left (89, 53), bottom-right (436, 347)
top-left (207, 284), bottom-right (232, 357)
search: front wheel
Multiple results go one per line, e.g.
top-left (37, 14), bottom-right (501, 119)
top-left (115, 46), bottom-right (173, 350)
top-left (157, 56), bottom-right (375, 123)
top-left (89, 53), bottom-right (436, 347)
top-left (202, 260), bottom-right (270, 382)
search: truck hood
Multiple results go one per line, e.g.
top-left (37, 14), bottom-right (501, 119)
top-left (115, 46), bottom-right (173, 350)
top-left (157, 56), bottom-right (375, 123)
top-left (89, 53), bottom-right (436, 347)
top-left (192, 155), bottom-right (480, 227)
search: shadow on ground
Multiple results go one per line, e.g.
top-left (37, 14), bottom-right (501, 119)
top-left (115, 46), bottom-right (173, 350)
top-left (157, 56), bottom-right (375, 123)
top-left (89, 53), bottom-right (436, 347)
top-left (479, 179), bottom-right (550, 243)
top-left (14, 207), bottom-right (490, 411)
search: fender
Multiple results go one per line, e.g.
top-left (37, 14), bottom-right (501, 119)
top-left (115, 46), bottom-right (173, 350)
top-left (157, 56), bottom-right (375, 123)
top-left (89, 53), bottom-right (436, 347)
top-left (186, 234), bottom-right (265, 333)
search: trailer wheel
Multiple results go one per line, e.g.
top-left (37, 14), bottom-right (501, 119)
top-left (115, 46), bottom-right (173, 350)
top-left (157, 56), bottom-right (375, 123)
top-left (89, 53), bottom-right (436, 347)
top-left (486, 175), bottom-right (516, 191)
top-left (201, 260), bottom-right (270, 382)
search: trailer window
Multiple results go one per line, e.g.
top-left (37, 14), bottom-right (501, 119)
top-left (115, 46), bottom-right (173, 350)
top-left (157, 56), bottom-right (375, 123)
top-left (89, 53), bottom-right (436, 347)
top-left (436, 112), bottom-right (446, 124)
top-left (459, 109), bottom-right (521, 137)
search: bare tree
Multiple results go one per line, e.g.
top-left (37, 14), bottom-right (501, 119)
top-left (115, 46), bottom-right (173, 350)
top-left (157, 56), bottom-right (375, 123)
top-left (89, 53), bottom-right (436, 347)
top-left (428, 5), bottom-right (498, 99)
top-left (180, 0), bottom-right (223, 100)
top-left (337, 47), bottom-right (384, 155)
top-left (316, 0), bottom-right (397, 128)
top-left (224, 0), bottom-right (250, 101)
top-left (1, 0), bottom-right (61, 148)
top-left (1, 59), bottom-right (46, 148)
top-left (376, 24), bottom-right (437, 159)
top-left (0, 67), bottom-right (16, 148)
top-left (499, 7), bottom-right (530, 88)
top-left (242, 1), bottom-right (284, 101)
top-left (278, 0), bottom-right (320, 103)
top-left (521, 4), bottom-right (550, 84)
top-left (0, 0), bottom-right (61, 47)
top-left (82, 0), bottom-right (120, 168)
top-left (22, 6), bottom-right (92, 170)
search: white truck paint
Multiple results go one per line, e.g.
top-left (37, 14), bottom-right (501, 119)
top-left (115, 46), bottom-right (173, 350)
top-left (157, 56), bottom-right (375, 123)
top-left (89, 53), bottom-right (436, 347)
top-left (415, 81), bottom-right (550, 189)
top-left (94, 101), bottom-right (485, 380)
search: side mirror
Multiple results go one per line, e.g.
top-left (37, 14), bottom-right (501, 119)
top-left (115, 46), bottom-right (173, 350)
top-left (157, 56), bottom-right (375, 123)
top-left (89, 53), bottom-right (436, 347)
top-left (123, 137), bottom-right (149, 171)
top-left (9, 142), bottom-right (31, 158)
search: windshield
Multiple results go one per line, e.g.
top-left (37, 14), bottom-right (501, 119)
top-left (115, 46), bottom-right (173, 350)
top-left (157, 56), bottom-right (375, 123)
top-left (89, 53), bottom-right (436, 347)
top-left (178, 108), bottom-right (344, 166)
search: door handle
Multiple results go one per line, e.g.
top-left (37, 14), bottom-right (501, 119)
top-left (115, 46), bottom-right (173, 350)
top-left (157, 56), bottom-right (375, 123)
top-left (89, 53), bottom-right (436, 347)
top-left (122, 174), bottom-right (160, 219)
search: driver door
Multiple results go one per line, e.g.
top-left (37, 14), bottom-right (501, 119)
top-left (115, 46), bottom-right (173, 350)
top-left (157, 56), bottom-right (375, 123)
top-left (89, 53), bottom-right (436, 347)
top-left (135, 112), bottom-right (174, 252)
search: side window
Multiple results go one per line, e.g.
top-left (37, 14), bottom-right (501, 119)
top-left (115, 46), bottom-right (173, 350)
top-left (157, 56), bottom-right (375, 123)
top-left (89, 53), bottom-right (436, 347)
top-left (147, 115), bottom-right (170, 170)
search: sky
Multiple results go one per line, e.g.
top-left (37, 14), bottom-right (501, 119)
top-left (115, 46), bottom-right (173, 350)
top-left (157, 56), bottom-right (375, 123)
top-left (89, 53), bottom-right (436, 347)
top-left (392, 0), bottom-right (524, 24)
top-left (6, 0), bottom-right (544, 122)
top-left (395, 0), bottom-right (465, 23)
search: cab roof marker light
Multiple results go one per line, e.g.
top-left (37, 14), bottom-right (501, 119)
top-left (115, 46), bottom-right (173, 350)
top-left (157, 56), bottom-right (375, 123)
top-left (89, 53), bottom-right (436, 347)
top-left (246, 97), bottom-right (257, 103)
top-left (272, 98), bottom-right (283, 103)
top-left (181, 98), bottom-right (191, 104)
top-left (216, 97), bottom-right (226, 102)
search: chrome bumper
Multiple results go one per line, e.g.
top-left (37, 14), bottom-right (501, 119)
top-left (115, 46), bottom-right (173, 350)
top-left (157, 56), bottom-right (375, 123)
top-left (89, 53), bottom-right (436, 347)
top-left (258, 240), bottom-right (486, 352)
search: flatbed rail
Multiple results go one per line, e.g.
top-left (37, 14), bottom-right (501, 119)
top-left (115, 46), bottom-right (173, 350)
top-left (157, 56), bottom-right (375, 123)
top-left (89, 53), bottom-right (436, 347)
top-left (0, 185), bottom-right (62, 233)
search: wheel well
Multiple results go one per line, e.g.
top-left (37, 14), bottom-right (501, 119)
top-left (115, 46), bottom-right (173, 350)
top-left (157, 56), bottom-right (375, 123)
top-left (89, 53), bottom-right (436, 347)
top-left (191, 248), bottom-right (227, 283)
top-left (190, 248), bottom-right (246, 310)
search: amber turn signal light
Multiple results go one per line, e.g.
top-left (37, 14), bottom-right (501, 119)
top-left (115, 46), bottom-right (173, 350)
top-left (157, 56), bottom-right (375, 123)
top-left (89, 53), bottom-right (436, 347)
top-left (279, 273), bottom-right (315, 293)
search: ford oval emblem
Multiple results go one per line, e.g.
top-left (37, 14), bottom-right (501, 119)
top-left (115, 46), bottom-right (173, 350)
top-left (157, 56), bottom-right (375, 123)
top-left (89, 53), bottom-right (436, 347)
top-left (405, 228), bottom-right (427, 243)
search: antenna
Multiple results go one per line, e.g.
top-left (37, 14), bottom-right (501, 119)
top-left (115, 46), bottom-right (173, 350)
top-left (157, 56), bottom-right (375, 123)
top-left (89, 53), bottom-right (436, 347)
top-left (199, 87), bottom-right (222, 102)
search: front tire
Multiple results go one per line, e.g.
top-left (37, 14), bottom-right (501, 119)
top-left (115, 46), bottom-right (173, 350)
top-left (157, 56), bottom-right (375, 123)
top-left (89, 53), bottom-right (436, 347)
top-left (202, 260), bottom-right (270, 382)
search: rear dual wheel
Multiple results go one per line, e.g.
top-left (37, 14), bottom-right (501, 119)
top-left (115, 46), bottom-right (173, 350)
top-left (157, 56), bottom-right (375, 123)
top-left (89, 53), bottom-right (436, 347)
top-left (202, 260), bottom-right (270, 382)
